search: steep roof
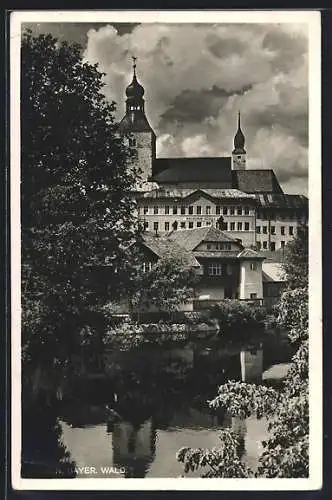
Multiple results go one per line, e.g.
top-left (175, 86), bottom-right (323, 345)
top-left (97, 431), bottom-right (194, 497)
top-left (141, 233), bottom-right (200, 268)
top-left (167, 226), bottom-right (239, 252)
top-left (237, 248), bottom-right (265, 260)
top-left (262, 262), bottom-right (285, 282)
top-left (152, 157), bottom-right (232, 184)
top-left (232, 169), bottom-right (283, 194)
top-left (255, 193), bottom-right (308, 209)
top-left (118, 111), bottom-right (154, 133)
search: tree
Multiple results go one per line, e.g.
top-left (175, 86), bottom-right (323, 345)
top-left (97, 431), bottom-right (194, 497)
top-left (21, 31), bottom-right (139, 384)
top-left (125, 251), bottom-right (197, 321)
top-left (177, 225), bottom-right (309, 478)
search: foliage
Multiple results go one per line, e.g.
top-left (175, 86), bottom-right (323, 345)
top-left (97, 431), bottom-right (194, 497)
top-left (211, 300), bottom-right (266, 341)
top-left (22, 402), bottom-right (76, 478)
top-left (177, 429), bottom-right (255, 478)
top-left (282, 224), bottom-right (308, 289)
top-left (123, 250), bottom-right (198, 317)
top-left (177, 224), bottom-right (309, 478)
top-left (21, 31), bottom-right (138, 378)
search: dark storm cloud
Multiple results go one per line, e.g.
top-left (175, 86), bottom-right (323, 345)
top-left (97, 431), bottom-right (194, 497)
top-left (160, 84), bottom-right (253, 125)
top-left (22, 22), bottom-right (138, 50)
top-left (206, 34), bottom-right (247, 59)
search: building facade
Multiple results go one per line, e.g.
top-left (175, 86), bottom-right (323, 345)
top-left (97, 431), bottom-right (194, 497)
top-left (138, 227), bottom-right (265, 304)
top-left (118, 61), bottom-right (308, 255)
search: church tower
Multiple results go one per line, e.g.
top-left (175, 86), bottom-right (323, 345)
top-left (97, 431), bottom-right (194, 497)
top-left (118, 57), bottom-right (156, 184)
top-left (232, 112), bottom-right (246, 171)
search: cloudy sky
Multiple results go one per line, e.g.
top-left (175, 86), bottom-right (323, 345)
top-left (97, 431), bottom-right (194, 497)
top-left (23, 21), bottom-right (309, 194)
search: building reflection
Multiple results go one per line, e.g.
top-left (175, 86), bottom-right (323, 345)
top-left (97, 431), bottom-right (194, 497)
top-left (111, 418), bottom-right (156, 478)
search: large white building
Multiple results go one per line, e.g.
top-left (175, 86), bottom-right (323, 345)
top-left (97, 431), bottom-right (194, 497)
top-left (118, 60), bottom-right (308, 256)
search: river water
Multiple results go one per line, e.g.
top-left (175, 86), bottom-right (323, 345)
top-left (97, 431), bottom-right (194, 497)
top-left (48, 344), bottom-right (286, 479)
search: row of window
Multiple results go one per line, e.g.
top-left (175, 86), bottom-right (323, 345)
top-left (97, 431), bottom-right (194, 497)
top-left (141, 205), bottom-right (252, 216)
top-left (256, 225), bottom-right (294, 236)
top-left (257, 241), bottom-right (286, 251)
top-left (144, 220), bottom-right (251, 231)
top-left (206, 243), bottom-right (232, 251)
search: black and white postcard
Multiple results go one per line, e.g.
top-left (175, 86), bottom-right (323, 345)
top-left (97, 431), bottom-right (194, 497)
top-left (10, 10), bottom-right (322, 491)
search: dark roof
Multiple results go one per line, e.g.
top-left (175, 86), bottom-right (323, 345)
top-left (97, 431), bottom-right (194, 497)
top-left (232, 169), bottom-right (283, 194)
top-left (151, 157), bottom-right (232, 184)
top-left (167, 226), bottom-right (240, 252)
top-left (141, 233), bottom-right (200, 268)
top-left (118, 111), bottom-right (154, 133)
top-left (255, 193), bottom-right (308, 209)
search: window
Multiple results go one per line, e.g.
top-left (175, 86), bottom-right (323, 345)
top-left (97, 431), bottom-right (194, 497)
top-left (281, 240), bottom-right (285, 249)
top-left (143, 206), bottom-right (148, 215)
top-left (165, 221), bottom-right (170, 231)
top-left (271, 225), bottom-right (275, 235)
top-left (281, 226), bottom-right (285, 235)
top-left (172, 221), bottom-right (178, 230)
top-left (129, 137), bottom-right (137, 147)
top-left (244, 207), bottom-right (250, 215)
top-left (289, 226), bottom-right (294, 236)
top-left (256, 226), bottom-right (261, 234)
top-left (189, 221), bottom-right (194, 229)
top-left (181, 206), bottom-right (186, 215)
top-left (165, 206), bottom-right (170, 215)
top-left (245, 222), bottom-right (250, 231)
top-left (206, 206), bottom-right (211, 215)
top-left (230, 222), bottom-right (235, 231)
top-left (142, 261), bottom-right (153, 273)
top-left (237, 208), bottom-right (242, 215)
top-left (226, 243), bottom-right (232, 250)
top-left (270, 242), bottom-right (276, 251)
top-left (250, 293), bottom-right (257, 299)
top-left (223, 207), bottom-right (228, 215)
top-left (207, 243), bottom-right (212, 250)
top-left (153, 222), bottom-right (159, 232)
top-left (263, 226), bottom-right (267, 234)
top-left (237, 222), bottom-right (242, 231)
top-left (196, 206), bottom-right (202, 215)
top-left (262, 241), bottom-right (267, 249)
top-left (256, 241), bottom-right (261, 250)
top-left (153, 206), bottom-right (158, 215)
top-left (226, 265), bottom-right (233, 276)
top-left (224, 222), bottom-right (228, 230)
top-left (250, 262), bottom-right (257, 271)
top-left (181, 221), bottom-right (186, 229)
top-left (230, 207), bottom-right (235, 215)
top-left (206, 220), bottom-right (212, 226)
top-left (208, 263), bottom-right (223, 276)
top-left (144, 221), bottom-right (149, 230)
top-left (197, 221), bottom-right (202, 227)
top-left (173, 206), bottom-right (178, 215)
top-left (189, 206), bottom-right (193, 215)
top-left (216, 206), bottom-right (221, 215)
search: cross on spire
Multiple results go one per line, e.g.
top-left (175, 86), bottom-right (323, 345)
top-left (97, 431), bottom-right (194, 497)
top-left (132, 55), bottom-right (137, 75)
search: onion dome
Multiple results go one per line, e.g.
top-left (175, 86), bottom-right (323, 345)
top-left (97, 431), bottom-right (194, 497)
top-left (125, 56), bottom-right (145, 99)
top-left (233, 112), bottom-right (246, 154)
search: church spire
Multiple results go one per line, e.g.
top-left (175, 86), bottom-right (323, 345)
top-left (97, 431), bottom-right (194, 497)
top-left (233, 111), bottom-right (246, 154)
top-left (118, 56), bottom-right (153, 133)
top-left (232, 111), bottom-right (246, 171)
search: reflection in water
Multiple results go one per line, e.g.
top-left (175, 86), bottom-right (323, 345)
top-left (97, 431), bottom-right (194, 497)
top-left (23, 345), bottom-right (278, 478)
top-left (112, 419), bottom-right (156, 478)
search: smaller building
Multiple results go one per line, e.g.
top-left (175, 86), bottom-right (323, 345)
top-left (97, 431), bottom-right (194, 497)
top-left (262, 262), bottom-right (286, 308)
top-left (136, 226), bottom-right (266, 309)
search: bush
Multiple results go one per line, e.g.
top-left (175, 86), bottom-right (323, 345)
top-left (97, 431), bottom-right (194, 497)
top-left (210, 300), bottom-right (265, 341)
